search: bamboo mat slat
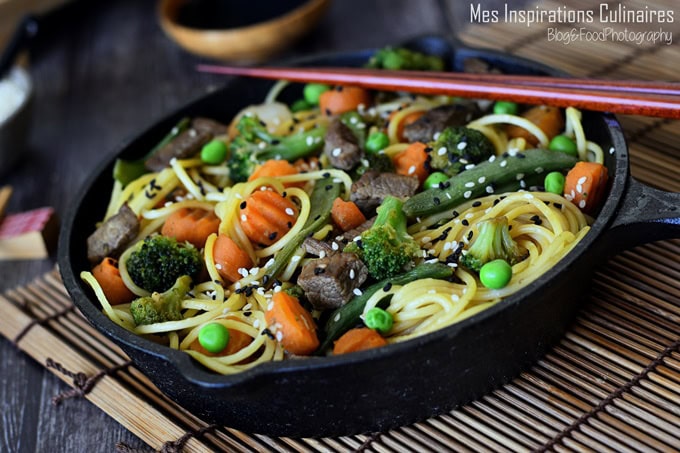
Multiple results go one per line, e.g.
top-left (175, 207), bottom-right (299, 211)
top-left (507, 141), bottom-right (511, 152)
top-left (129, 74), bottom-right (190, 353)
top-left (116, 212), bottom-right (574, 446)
top-left (1, 0), bottom-right (679, 451)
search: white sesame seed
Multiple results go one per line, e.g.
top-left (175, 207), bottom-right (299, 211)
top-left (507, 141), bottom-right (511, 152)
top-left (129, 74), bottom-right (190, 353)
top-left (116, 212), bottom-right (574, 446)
top-left (332, 147), bottom-right (342, 157)
top-left (485, 185), bottom-right (494, 194)
top-left (314, 136), bottom-right (322, 144)
top-left (508, 148), bottom-right (518, 156)
top-left (408, 165), bottom-right (416, 175)
top-left (333, 178), bottom-right (342, 183)
top-left (258, 141), bottom-right (267, 149)
top-left (577, 176), bottom-right (587, 185)
top-left (443, 242), bottom-right (452, 251)
top-left (457, 142), bottom-right (467, 150)
top-left (285, 208), bottom-right (295, 216)
top-left (437, 147), bottom-right (447, 156)
top-left (446, 193), bottom-right (452, 199)
top-left (264, 258), bottom-right (275, 268)
top-left (350, 116), bottom-right (358, 124)
top-left (235, 193), bottom-right (243, 199)
top-left (516, 173), bottom-right (525, 180)
top-left (421, 236), bottom-right (432, 243)
top-left (349, 269), bottom-right (355, 279)
top-left (319, 251), bottom-right (326, 259)
top-left (520, 180), bottom-right (526, 188)
top-left (249, 267), bottom-right (259, 275)
top-left (353, 288), bottom-right (363, 296)
top-left (465, 213), bottom-right (474, 218)
top-left (535, 167), bottom-right (544, 174)
top-left (331, 242), bottom-right (339, 250)
top-left (447, 262), bottom-right (458, 268)
top-left (238, 268), bottom-right (248, 277)
top-left (570, 190), bottom-right (576, 198)
top-left (524, 193), bottom-right (534, 199)
top-left (356, 123), bottom-right (366, 129)
top-left (464, 181), bottom-right (475, 188)
top-left (500, 160), bottom-right (507, 167)
top-left (306, 136), bottom-right (314, 146)
top-left (464, 190), bottom-right (472, 199)
top-left (451, 294), bottom-right (460, 301)
top-left (576, 183), bottom-right (583, 193)
top-left (460, 159), bottom-right (468, 164)
top-left (215, 263), bottom-right (223, 270)
top-left (478, 176), bottom-right (486, 184)
top-left (241, 214), bottom-right (247, 222)
top-left (334, 313), bottom-right (341, 322)
top-left (275, 331), bottom-right (283, 341)
top-left (488, 155), bottom-right (496, 162)
top-left (465, 164), bottom-right (476, 170)
top-left (579, 200), bottom-right (586, 208)
top-left (291, 255), bottom-right (301, 263)
top-left (433, 132), bottom-right (441, 141)
top-left (253, 319), bottom-right (260, 328)
top-left (609, 147), bottom-right (615, 155)
top-left (425, 258), bottom-right (439, 264)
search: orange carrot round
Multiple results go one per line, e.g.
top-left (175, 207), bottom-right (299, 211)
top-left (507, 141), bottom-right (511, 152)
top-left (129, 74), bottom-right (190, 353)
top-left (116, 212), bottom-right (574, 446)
top-left (212, 234), bottom-right (253, 283)
top-left (331, 197), bottom-right (366, 232)
top-left (389, 109), bottom-right (425, 142)
top-left (333, 327), bottom-right (387, 355)
top-left (564, 161), bottom-right (608, 214)
top-left (393, 141), bottom-right (429, 184)
top-left (506, 105), bottom-right (564, 146)
top-left (319, 86), bottom-right (372, 116)
top-left (265, 292), bottom-right (319, 355)
top-left (92, 257), bottom-right (135, 305)
top-left (161, 207), bottom-right (220, 249)
top-left (248, 159), bottom-right (303, 188)
top-left (240, 189), bottom-right (299, 246)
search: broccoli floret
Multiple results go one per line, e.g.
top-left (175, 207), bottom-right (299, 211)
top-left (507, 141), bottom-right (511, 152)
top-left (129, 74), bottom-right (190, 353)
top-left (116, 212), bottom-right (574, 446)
top-left (460, 216), bottom-right (528, 272)
top-left (352, 152), bottom-right (395, 179)
top-left (227, 115), bottom-right (326, 182)
top-left (345, 196), bottom-right (421, 280)
top-left (126, 235), bottom-right (202, 293)
top-left (427, 126), bottom-right (495, 177)
top-left (129, 275), bottom-right (192, 325)
top-left (366, 46), bottom-right (445, 71)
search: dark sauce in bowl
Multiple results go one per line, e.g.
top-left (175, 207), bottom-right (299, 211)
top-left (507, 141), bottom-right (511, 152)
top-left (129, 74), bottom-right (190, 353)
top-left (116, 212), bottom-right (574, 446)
top-left (177, 0), bottom-right (309, 29)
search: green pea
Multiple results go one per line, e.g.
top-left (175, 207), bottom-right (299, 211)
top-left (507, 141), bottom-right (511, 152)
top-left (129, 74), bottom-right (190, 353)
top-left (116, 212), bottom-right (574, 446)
top-left (424, 172), bottom-right (449, 190)
top-left (383, 52), bottom-right (405, 70)
top-left (198, 323), bottom-right (230, 353)
top-left (544, 171), bottom-right (566, 195)
top-left (200, 140), bottom-right (228, 165)
top-left (549, 135), bottom-right (578, 156)
top-left (303, 83), bottom-right (330, 105)
top-left (364, 307), bottom-right (393, 334)
top-left (493, 101), bottom-right (519, 115)
top-left (291, 98), bottom-right (312, 112)
top-left (365, 132), bottom-right (390, 153)
top-left (479, 259), bottom-right (512, 289)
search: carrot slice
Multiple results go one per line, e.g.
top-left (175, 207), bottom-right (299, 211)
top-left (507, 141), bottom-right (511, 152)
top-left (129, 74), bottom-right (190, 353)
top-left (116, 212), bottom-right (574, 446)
top-left (319, 86), bottom-right (372, 116)
top-left (92, 257), bottom-right (135, 305)
top-left (333, 327), bottom-right (387, 355)
top-left (389, 109), bottom-right (425, 142)
top-left (331, 197), bottom-right (366, 232)
top-left (393, 141), bottom-right (429, 184)
top-left (248, 159), bottom-right (303, 188)
top-left (564, 161), bottom-right (608, 214)
top-left (265, 292), bottom-right (319, 355)
top-left (506, 105), bottom-right (564, 146)
top-left (212, 234), bottom-right (253, 283)
top-left (240, 189), bottom-right (298, 246)
top-left (161, 207), bottom-right (220, 248)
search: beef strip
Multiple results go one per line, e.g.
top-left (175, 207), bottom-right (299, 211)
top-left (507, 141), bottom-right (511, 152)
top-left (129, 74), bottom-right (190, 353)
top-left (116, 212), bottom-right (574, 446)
top-left (350, 170), bottom-right (419, 215)
top-left (87, 204), bottom-right (139, 264)
top-left (323, 118), bottom-right (364, 170)
top-left (298, 252), bottom-right (368, 310)
top-left (302, 237), bottom-right (337, 257)
top-left (145, 117), bottom-right (228, 171)
top-left (340, 216), bottom-right (375, 242)
top-left (403, 104), bottom-right (480, 143)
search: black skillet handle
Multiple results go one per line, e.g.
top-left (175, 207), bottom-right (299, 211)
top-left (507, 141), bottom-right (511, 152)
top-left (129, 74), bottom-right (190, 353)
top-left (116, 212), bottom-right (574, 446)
top-left (601, 178), bottom-right (680, 253)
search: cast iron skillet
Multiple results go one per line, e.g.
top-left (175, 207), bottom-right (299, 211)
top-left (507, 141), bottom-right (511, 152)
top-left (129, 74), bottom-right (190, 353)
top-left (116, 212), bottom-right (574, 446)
top-left (59, 35), bottom-right (680, 437)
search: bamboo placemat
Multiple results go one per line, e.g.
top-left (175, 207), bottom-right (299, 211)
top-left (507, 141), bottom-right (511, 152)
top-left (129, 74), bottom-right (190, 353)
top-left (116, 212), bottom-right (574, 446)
top-left (2, 1), bottom-right (680, 451)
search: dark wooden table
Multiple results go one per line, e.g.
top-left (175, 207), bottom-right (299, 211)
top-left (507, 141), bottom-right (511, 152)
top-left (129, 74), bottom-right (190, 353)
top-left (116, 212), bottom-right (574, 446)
top-left (0, 0), bottom-right (469, 450)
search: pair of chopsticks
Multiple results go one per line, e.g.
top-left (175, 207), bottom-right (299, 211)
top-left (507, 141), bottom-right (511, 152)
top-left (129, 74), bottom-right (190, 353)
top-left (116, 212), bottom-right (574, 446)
top-left (196, 64), bottom-right (680, 119)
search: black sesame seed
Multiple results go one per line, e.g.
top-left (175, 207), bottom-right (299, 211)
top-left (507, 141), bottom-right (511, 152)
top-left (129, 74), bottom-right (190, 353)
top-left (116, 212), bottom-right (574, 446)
top-left (424, 147), bottom-right (433, 153)
top-left (269, 232), bottom-right (278, 241)
top-left (325, 108), bottom-right (331, 116)
top-left (336, 85), bottom-right (344, 92)
top-left (462, 219), bottom-right (469, 226)
top-left (287, 221), bottom-right (293, 228)
top-left (472, 201), bottom-right (482, 207)
top-left (508, 225), bottom-right (513, 231)
top-left (271, 139), bottom-right (280, 145)
top-left (554, 203), bottom-right (563, 209)
top-left (433, 197), bottom-right (441, 205)
top-left (244, 286), bottom-right (253, 297)
top-left (259, 120), bottom-right (267, 127)
top-left (262, 275), bottom-right (270, 284)
top-left (314, 267), bottom-right (325, 275)
top-left (322, 172), bottom-right (331, 178)
top-left (240, 201), bottom-right (247, 209)
top-left (314, 214), bottom-right (321, 221)
top-left (282, 191), bottom-right (287, 197)
top-left (530, 215), bottom-right (542, 225)
top-left (262, 328), bottom-right (276, 339)
top-left (243, 311), bottom-right (252, 317)
top-left (325, 184), bottom-right (333, 191)
top-left (467, 231), bottom-right (473, 240)
top-left (383, 282), bottom-right (392, 292)
top-left (493, 199), bottom-right (500, 206)
top-left (517, 152), bottom-right (526, 158)
top-left (452, 210), bottom-right (459, 218)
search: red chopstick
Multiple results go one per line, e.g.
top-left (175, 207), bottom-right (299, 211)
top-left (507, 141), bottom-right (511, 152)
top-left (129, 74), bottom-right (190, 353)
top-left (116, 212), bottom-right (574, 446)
top-left (196, 64), bottom-right (680, 119)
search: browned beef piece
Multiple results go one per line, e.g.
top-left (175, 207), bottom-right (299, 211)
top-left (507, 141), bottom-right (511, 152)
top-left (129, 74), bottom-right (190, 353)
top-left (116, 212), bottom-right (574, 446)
top-left (323, 118), bottom-right (363, 170)
top-left (350, 170), bottom-right (419, 215)
top-left (298, 252), bottom-right (368, 310)
top-left (340, 216), bottom-right (375, 242)
top-left (302, 237), bottom-right (337, 257)
top-left (403, 104), bottom-right (480, 143)
top-left (87, 204), bottom-right (139, 264)
top-left (145, 117), bottom-right (227, 171)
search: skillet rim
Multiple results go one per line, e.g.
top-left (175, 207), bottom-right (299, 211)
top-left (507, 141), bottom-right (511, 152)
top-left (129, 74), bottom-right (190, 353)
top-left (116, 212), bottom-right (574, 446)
top-left (58, 38), bottom-right (629, 388)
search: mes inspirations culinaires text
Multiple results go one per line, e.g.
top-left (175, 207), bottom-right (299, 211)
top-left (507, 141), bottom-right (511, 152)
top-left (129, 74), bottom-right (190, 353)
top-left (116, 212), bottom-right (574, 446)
top-left (470, 3), bottom-right (674, 45)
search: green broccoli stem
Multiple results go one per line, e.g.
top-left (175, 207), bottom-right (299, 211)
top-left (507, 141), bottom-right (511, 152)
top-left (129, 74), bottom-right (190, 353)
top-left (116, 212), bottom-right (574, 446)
top-left (460, 216), bottom-right (526, 272)
top-left (113, 117), bottom-right (191, 186)
top-left (263, 177), bottom-right (342, 285)
top-left (318, 263), bottom-right (454, 353)
top-left (257, 126), bottom-right (326, 161)
top-left (374, 195), bottom-right (407, 234)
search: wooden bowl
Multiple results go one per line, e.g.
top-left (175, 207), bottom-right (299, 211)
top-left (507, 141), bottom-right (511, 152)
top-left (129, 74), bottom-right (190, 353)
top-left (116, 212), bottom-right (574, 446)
top-left (158, 0), bottom-right (331, 63)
